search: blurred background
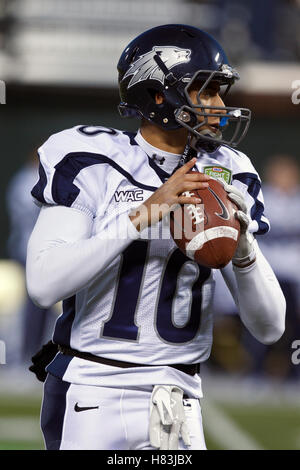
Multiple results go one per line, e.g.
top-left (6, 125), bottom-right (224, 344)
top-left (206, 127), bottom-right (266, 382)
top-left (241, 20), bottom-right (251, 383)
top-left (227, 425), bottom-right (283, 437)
top-left (0, 0), bottom-right (300, 450)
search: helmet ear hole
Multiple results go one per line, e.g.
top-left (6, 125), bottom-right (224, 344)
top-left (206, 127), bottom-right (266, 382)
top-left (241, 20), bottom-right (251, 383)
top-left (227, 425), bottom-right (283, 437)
top-left (147, 88), bottom-right (158, 101)
top-left (147, 89), bottom-right (164, 104)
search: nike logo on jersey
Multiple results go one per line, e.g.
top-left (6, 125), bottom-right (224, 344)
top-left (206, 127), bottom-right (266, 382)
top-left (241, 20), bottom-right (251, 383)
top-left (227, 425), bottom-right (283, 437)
top-left (74, 403), bottom-right (99, 412)
top-left (114, 189), bottom-right (144, 202)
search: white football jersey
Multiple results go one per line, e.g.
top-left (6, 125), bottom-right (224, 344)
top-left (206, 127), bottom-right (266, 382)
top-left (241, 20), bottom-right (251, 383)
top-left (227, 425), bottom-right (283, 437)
top-left (31, 125), bottom-right (269, 397)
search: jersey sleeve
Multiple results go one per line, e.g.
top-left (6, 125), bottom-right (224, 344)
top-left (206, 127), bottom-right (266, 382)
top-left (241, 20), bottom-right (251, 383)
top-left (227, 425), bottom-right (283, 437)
top-left (231, 151), bottom-right (270, 236)
top-left (31, 127), bottom-right (107, 218)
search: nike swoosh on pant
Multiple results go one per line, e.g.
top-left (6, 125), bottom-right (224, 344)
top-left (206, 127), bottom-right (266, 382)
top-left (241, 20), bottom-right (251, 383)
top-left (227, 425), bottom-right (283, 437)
top-left (74, 403), bottom-right (99, 412)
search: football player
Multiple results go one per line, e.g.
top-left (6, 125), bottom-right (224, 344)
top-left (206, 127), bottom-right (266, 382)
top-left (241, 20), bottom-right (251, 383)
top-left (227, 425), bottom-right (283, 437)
top-left (26, 24), bottom-right (286, 450)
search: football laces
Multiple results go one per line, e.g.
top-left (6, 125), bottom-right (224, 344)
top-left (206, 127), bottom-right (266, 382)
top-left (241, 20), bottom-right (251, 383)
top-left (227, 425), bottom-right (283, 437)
top-left (187, 205), bottom-right (204, 225)
top-left (182, 191), bottom-right (204, 225)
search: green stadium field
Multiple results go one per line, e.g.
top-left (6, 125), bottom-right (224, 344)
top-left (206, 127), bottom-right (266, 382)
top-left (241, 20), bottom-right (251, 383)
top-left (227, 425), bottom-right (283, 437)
top-left (0, 392), bottom-right (44, 450)
top-left (0, 381), bottom-right (299, 450)
top-left (203, 401), bottom-right (300, 450)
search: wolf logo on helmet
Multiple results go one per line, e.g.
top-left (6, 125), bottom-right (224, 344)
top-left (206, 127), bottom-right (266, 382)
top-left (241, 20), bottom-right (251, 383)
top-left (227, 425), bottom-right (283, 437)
top-left (123, 46), bottom-right (191, 88)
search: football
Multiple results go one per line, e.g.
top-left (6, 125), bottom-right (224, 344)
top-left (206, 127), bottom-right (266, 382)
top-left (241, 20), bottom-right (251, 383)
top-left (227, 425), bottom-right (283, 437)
top-left (170, 174), bottom-right (240, 269)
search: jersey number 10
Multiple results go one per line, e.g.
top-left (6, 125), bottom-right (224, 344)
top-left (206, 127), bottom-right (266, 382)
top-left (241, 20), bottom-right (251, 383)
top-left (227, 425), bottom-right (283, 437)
top-left (101, 241), bottom-right (211, 344)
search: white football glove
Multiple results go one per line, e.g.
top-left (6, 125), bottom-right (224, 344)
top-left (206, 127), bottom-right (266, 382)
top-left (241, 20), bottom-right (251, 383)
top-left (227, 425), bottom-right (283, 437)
top-left (220, 181), bottom-right (256, 266)
top-left (149, 385), bottom-right (191, 450)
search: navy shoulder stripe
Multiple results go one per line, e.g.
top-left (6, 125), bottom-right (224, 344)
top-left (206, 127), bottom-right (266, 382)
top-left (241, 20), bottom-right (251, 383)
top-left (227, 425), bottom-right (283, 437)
top-left (122, 131), bottom-right (138, 146)
top-left (232, 172), bottom-right (260, 185)
top-left (31, 153), bottom-right (47, 203)
top-left (51, 152), bottom-right (158, 207)
top-left (233, 172), bottom-right (269, 235)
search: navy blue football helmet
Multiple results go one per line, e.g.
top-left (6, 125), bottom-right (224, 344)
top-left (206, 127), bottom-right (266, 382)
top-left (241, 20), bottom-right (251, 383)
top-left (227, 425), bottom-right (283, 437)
top-left (118, 24), bottom-right (251, 152)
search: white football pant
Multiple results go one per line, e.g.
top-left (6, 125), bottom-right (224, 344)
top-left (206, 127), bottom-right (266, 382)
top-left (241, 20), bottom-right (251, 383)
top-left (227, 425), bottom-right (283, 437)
top-left (41, 373), bottom-right (207, 450)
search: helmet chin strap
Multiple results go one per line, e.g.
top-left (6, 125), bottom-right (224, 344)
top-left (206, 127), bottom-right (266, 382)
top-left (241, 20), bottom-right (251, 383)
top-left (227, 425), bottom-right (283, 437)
top-left (189, 129), bottom-right (222, 154)
top-left (172, 128), bottom-right (222, 175)
top-left (198, 128), bottom-right (223, 140)
top-left (172, 134), bottom-right (197, 173)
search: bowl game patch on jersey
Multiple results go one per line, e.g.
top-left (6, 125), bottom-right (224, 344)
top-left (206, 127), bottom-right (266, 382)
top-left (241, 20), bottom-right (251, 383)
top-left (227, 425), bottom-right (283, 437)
top-left (203, 166), bottom-right (232, 184)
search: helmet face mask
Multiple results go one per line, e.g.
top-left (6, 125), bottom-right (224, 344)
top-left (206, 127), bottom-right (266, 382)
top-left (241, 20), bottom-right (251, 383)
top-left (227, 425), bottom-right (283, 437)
top-left (118, 24), bottom-right (251, 152)
top-left (175, 67), bottom-right (251, 152)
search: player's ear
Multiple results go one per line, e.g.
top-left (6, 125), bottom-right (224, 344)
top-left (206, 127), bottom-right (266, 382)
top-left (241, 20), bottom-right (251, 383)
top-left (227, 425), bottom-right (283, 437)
top-left (155, 92), bottom-right (164, 105)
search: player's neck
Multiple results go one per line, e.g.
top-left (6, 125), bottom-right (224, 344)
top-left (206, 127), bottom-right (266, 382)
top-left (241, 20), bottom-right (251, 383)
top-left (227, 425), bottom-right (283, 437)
top-left (140, 121), bottom-right (188, 155)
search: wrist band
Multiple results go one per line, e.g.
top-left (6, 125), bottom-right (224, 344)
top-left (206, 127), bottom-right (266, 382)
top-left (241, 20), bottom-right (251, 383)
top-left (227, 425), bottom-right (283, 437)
top-left (232, 248), bottom-right (256, 268)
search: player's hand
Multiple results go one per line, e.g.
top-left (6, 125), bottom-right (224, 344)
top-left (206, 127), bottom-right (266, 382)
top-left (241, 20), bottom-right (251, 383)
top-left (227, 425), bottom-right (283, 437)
top-left (149, 385), bottom-right (191, 450)
top-left (129, 158), bottom-right (211, 231)
top-left (221, 182), bottom-right (249, 234)
top-left (221, 181), bottom-right (256, 265)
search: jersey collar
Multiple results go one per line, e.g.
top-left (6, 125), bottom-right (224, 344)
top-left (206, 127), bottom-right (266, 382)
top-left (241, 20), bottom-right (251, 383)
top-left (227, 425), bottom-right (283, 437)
top-left (135, 130), bottom-right (182, 175)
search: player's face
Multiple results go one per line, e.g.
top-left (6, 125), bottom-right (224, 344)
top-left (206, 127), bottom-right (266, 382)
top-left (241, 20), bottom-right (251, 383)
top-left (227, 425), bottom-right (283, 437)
top-left (188, 80), bottom-right (226, 132)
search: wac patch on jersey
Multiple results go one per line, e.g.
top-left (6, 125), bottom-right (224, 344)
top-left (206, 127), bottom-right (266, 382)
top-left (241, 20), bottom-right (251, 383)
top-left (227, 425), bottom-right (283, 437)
top-left (203, 166), bottom-right (232, 184)
top-left (114, 189), bottom-right (144, 202)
